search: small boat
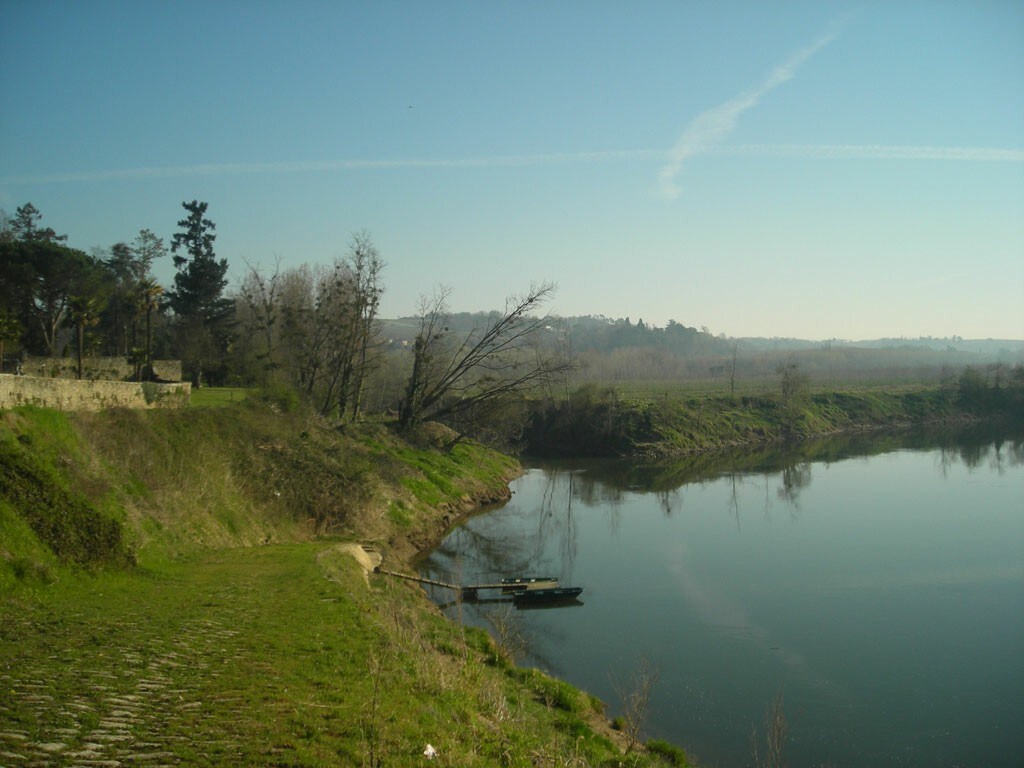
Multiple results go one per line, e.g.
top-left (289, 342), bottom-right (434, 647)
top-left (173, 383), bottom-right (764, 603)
top-left (512, 586), bottom-right (583, 604)
top-left (500, 576), bottom-right (560, 594)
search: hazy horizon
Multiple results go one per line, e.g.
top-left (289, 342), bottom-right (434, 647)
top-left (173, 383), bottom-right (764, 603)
top-left (380, 312), bottom-right (1024, 346)
top-left (2, 1), bottom-right (1021, 341)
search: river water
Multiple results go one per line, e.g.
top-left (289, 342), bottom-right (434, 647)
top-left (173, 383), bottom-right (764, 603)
top-left (420, 425), bottom-right (1024, 767)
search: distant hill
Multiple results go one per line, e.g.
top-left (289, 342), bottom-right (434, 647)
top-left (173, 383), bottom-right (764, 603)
top-left (379, 315), bottom-right (1023, 386)
top-left (381, 314), bottom-right (1023, 362)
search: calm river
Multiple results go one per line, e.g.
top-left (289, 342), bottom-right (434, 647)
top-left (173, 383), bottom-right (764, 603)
top-left (420, 425), bottom-right (1024, 767)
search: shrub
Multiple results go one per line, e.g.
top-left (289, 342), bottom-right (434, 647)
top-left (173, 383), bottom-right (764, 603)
top-left (520, 669), bottom-right (585, 714)
top-left (0, 441), bottom-right (132, 567)
top-left (8, 554), bottom-right (56, 584)
top-left (646, 739), bottom-right (690, 766)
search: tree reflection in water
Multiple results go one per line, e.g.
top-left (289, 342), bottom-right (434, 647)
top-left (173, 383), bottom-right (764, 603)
top-left (431, 426), bottom-right (1024, 593)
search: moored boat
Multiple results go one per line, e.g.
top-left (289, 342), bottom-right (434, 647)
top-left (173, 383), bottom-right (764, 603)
top-left (511, 586), bottom-right (583, 603)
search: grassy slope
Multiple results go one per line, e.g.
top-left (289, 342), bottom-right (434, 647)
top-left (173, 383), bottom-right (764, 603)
top-left (0, 400), bottom-right (687, 767)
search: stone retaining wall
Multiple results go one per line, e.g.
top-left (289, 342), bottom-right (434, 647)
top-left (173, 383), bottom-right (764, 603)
top-left (13, 357), bottom-right (183, 383)
top-left (0, 374), bottom-right (191, 411)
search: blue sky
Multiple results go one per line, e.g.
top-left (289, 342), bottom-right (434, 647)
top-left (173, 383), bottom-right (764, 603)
top-left (2, 0), bottom-right (1022, 340)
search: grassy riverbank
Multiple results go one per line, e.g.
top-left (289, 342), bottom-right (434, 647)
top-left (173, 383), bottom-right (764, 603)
top-left (1, 399), bottom-right (688, 766)
top-left (524, 382), bottom-right (1023, 457)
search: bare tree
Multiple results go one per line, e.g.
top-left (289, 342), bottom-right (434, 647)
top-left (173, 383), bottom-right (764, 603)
top-left (238, 257), bottom-right (284, 385)
top-left (338, 231), bottom-right (384, 421)
top-left (777, 359), bottom-right (810, 437)
top-left (611, 655), bottom-right (659, 753)
top-left (397, 282), bottom-right (574, 433)
top-left (239, 233), bottom-right (384, 420)
top-left (313, 241), bottom-right (383, 421)
top-left (277, 264), bottom-right (325, 396)
top-left (484, 603), bottom-right (528, 663)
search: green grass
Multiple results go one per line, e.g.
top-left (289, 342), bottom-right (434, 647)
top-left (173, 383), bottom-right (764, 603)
top-left (188, 387), bottom-right (252, 408)
top-left (0, 500), bottom-right (58, 593)
top-left (387, 500), bottom-right (414, 528)
top-left (365, 426), bottom-right (518, 517)
top-left (0, 543), bottom-right (666, 766)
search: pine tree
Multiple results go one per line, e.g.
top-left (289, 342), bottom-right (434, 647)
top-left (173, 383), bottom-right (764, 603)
top-left (167, 200), bottom-right (233, 385)
top-left (168, 201), bottom-right (231, 323)
top-left (10, 203), bottom-right (67, 243)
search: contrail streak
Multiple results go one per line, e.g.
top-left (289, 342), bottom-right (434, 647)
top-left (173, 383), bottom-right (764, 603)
top-left (0, 150), bottom-right (655, 185)
top-left (657, 22), bottom-right (842, 199)
top-left (720, 144), bottom-right (1024, 162)
top-left (2, 145), bottom-right (1020, 186)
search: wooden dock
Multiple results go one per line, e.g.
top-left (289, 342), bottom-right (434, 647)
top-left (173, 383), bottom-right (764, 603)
top-left (374, 568), bottom-right (557, 601)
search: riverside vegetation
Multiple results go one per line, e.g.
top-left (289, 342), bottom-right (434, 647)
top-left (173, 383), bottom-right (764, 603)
top-left (0, 393), bottom-right (691, 767)
top-left (522, 367), bottom-right (1024, 457)
top-left (3, 376), bottom-right (1021, 767)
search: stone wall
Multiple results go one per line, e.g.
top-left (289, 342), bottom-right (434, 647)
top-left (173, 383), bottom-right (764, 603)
top-left (15, 357), bottom-right (183, 383)
top-left (0, 374), bottom-right (191, 412)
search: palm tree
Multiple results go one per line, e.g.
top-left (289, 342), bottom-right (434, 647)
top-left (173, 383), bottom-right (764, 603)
top-left (138, 279), bottom-right (164, 380)
top-left (68, 295), bottom-right (100, 380)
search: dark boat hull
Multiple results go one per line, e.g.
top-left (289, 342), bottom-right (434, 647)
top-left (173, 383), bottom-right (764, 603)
top-left (511, 586), bottom-right (583, 604)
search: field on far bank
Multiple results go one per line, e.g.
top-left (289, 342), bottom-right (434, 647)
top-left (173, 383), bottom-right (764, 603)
top-left (603, 377), bottom-right (941, 401)
top-left (524, 373), bottom-right (1023, 458)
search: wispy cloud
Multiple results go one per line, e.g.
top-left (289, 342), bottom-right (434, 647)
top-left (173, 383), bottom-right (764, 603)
top-left (719, 144), bottom-right (1024, 162)
top-left (0, 150), bottom-right (656, 185)
top-left (2, 144), bottom-right (1020, 187)
top-left (657, 21), bottom-right (843, 200)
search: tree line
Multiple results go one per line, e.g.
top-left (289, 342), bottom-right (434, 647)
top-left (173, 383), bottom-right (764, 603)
top-left (0, 201), bottom-right (233, 385)
top-left (4, 200), bottom-right (1016, 442)
top-left (0, 201), bottom-right (572, 435)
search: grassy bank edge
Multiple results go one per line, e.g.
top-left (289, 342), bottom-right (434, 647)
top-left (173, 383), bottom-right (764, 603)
top-left (524, 384), bottom-right (1024, 458)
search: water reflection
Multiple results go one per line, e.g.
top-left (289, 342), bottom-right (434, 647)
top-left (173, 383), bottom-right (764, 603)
top-left (428, 426), bottom-right (1024, 589)
top-left (421, 423), bottom-right (1024, 767)
top-left (777, 461), bottom-right (811, 510)
top-left (429, 470), bottom-right (583, 581)
top-left (528, 423), bottom-right (1023, 518)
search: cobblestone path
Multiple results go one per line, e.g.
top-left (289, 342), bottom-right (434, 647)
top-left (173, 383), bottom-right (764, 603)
top-left (0, 547), bottom-right (354, 767)
top-left (1, 588), bottom-right (247, 766)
